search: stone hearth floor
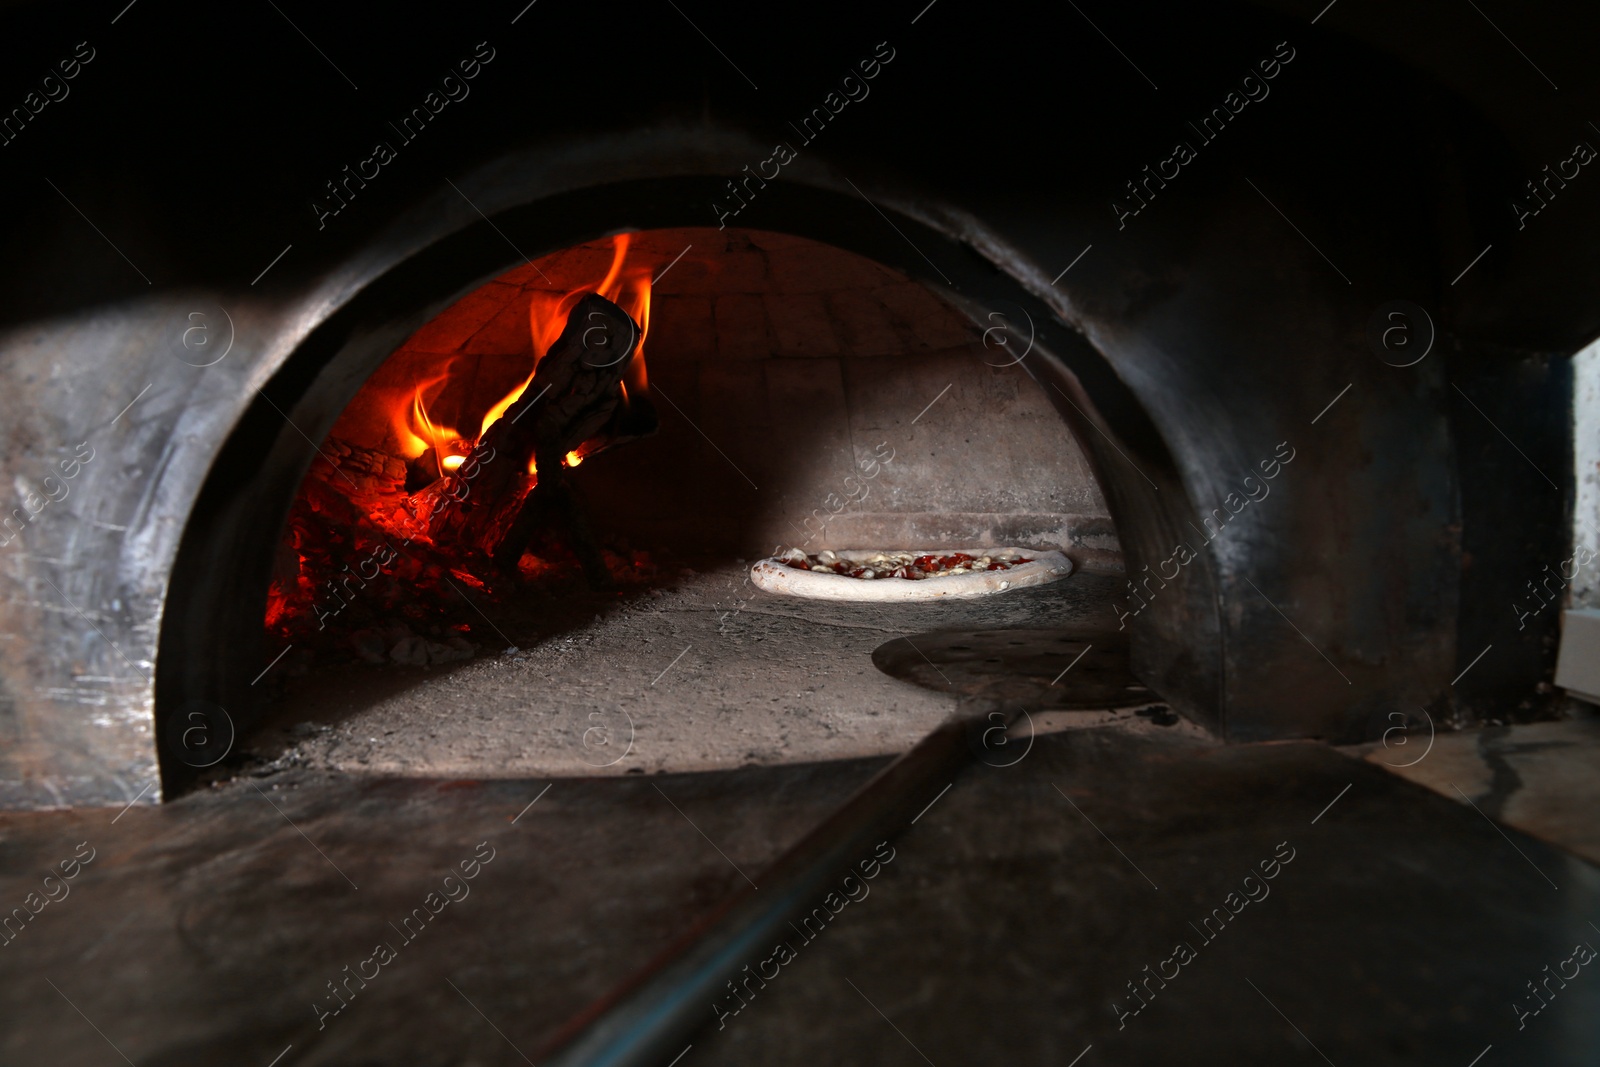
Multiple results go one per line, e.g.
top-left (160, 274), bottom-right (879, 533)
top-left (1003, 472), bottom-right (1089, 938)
top-left (242, 561), bottom-right (1139, 781)
top-left (2, 725), bottom-right (1597, 1065)
top-left (1347, 716), bottom-right (1600, 866)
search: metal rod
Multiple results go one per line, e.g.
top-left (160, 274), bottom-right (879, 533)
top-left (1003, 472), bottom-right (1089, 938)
top-left (536, 711), bottom-right (990, 1067)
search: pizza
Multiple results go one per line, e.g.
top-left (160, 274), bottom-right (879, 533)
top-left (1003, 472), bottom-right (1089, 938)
top-left (750, 547), bottom-right (1073, 602)
top-left (776, 549), bottom-right (1036, 579)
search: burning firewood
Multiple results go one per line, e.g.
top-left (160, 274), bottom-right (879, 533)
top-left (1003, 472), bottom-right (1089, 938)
top-left (432, 291), bottom-right (657, 585)
top-left (266, 236), bottom-right (664, 660)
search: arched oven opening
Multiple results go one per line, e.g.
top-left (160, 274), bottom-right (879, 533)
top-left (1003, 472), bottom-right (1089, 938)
top-left (156, 202), bottom-right (1167, 798)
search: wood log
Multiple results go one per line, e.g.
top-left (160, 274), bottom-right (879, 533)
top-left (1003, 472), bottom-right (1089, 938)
top-left (430, 292), bottom-right (655, 580)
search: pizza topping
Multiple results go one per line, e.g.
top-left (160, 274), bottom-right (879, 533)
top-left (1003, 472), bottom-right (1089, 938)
top-left (775, 548), bottom-right (1035, 580)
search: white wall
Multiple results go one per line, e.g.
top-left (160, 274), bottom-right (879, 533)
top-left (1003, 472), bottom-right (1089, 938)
top-left (1574, 340), bottom-right (1600, 609)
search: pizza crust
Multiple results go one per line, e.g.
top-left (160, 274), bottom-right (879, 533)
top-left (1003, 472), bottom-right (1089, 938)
top-left (750, 548), bottom-right (1073, 602)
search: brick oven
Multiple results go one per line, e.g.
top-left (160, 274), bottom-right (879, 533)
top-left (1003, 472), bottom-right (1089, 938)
top-left (4, 3), bottom-right (1600, 1066)
top-left (189, 225), bottom-right (1124, 787)
top-left (13, 0), bottom-right (1531, 811)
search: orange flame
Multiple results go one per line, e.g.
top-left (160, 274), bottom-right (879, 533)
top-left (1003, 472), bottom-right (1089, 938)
top-left (394, 370), bottom-right (472, 480)
top-left (403, 233), bottom-right (655, 486)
